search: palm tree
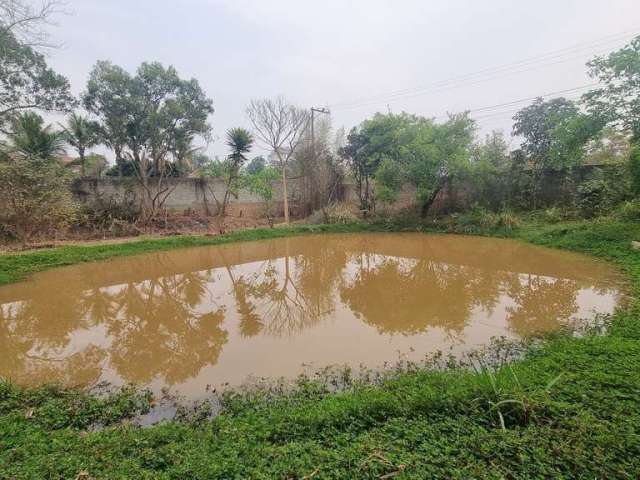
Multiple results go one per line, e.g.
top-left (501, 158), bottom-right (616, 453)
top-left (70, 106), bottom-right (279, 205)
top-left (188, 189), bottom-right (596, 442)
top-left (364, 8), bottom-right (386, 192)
top-left (219, 127), bottom-right (254, 216)
top-left (61, 113), bottom-right (99, 176)
top-left (226, 127), bottom-right (253, 164)
top-left (9, 112), bottom-right (66, 161)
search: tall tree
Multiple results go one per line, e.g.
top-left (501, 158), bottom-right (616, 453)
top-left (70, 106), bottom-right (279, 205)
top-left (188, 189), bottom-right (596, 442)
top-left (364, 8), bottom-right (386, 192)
top-left (470, 130), bottom-right (511, 209)
top-left (584, 35), bottom-right (640, 196)
top-left (584, 35), bottom-right (640, 142)
top-left (0, 2), bottom-right (73, 131)
top-left (339, 113), bottom-right (425, 213)
top-left (247, 97), bottom-right (309, 224)
top-left (60, 113), bottom-right (99, 176)
top-left (404, 113), bottom-right (476, 216)
top-left (0, 0), bottom-right (62, 48)
top-left (512, 97), bottom-right (597, 207)
top-left (83, 61), bottom-right (214, 223)
top-left (339, 128), bottom-right (372, 212)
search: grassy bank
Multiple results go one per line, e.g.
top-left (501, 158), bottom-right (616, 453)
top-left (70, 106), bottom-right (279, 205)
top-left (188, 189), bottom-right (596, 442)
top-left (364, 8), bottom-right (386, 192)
top-left (0, 223), bottom-right (377, 286)
top-left (1, 219), bottom-right (640, 478)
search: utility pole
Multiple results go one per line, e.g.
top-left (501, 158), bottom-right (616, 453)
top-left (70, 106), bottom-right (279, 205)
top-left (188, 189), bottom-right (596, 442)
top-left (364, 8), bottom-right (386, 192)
top-left (310, 107), bottom-right (331, 160)
top-left (309, 107), bottom-right (331, 214)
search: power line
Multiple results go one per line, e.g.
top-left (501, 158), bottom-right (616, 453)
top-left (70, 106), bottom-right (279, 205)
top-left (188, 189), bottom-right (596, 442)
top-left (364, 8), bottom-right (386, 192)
top-left (333, 45), bottom-right (620, 111)
top-left (329, 29), bottom-right (637, 111)
top-left (330, 30), bottom-right (633, 109)
top-left (432, 84), bottom-right (595, 121)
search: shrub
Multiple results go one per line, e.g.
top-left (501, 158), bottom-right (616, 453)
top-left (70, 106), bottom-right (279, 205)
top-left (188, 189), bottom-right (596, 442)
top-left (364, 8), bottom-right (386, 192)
top-left (308, 202), bottom-right (360, 225)
top-left (541, 207), bottom-right (562, 224)
top-left (245, 166), bottom-right (280, 220)
top-left (448, 206), bottom-right (520, 233)
top-left (494, 210), bottom-right (521, 231)
top-left (614, 199), bottom-right (640, 221)
top-left (0, 158), bottom-right (77, 244)
top-left (575, 167), bottom-right (631, 218)
top-left (75, 192), bottom-right (141, 236)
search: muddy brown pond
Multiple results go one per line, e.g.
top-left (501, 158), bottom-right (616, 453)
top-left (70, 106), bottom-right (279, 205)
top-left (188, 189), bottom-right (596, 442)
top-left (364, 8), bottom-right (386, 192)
top-left (0, 233), bottom-right (625, 401)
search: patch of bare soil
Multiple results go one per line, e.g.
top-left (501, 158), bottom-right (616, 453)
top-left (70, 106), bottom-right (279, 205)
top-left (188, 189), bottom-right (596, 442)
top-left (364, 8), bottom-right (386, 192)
top-left (0, 213), bottom-right (283, 253)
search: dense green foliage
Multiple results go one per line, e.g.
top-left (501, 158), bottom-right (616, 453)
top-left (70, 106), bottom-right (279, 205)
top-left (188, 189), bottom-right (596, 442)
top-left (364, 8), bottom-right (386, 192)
top-left (340, 112), bottom-right (476, 215)
top-left (585, 36), bottom-right (640, 141)
top-left (1, 219), bottom-right (639, 478)
top-left (4, 111), bottom-right (65, 160)
top-left (245, 165), bottom-right (280, 218)
top-left (0, 26), bottom-right (74, 130)
top-left (82, 60), bottom-right (214, 221)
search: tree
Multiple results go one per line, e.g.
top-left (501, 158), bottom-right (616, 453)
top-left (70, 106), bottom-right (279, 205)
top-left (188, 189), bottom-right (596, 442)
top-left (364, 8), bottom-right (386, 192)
top-left (513, 97), bottom-right (579, 163)
top-left (83, 61), bottom-right (214, 223)
top-left (246, 165), bottom-right (280, 223)
top-left (246, 156), bottom-right (266, 174)
top-left (339, 128), bottom-right (372, 211)
top-left (0, 156), bottom-right (76, 245)
top-left (374, 156), bottom-right (402, 204)
top-left (404, 113), bottom-right (476, 216)
top-left (352, 112), bottom-right (475, 216)
top-left (5, 110), bottom-right (65, 160)
top-left (584, 35), bottom-right (640, 142)
top-left (339, 112), bottom-right (425, 213)
top-left (470, 130), bottom-right (511, 209)
top-left (198, 128), bottom-right (253, 221)
top-left (292, 115), bottom-right (343, 215)
top-left (247, 97), bottom-right (309, 224)
top-left (60, 113), bottom-right (99, 176)
top-left (219, 127), bottom-right (254, 217)
top-left (512, 97), bottom-right (597, 207)
top-left (0, 3), bottom-right (73, 131)
top-left (0, 0), bottom-right (63, 48)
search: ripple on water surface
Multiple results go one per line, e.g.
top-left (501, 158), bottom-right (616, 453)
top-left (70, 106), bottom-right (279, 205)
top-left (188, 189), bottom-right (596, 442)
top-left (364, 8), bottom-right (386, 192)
top-left (0, 233), bottom-right (625, 400)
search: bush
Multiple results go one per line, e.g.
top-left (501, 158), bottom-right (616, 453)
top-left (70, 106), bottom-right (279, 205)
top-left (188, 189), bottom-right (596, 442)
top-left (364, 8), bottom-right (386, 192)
top-left (575, 167), bottom-right (631, 218)
top-left (614, 199), bottom-right (640, 221)
top-left (448, 206), bottom-right (520, 233)
top-left (75, 192), bottom-right (141, 236)
top-left (308, 202), bottom-right (360, 225)
top-left (0, 158), bottom-right (77, 244)
top-left (540, 207), bottom-right (563, 224)
top-left (494, 210), bottom-right (521, 231)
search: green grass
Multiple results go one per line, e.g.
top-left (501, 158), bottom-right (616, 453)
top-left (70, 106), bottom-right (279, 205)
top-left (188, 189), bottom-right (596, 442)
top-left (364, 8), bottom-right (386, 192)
top-left (1, 219), bottom-right (640, 478)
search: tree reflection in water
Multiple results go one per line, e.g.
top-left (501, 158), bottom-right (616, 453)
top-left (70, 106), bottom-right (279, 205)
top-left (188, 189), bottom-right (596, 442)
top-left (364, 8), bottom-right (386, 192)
top-left (0, 234), bottom-right (622, 392)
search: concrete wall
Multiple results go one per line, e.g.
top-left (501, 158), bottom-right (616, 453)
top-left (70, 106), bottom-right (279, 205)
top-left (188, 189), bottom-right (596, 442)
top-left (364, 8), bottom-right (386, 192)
top-left (73, 177), bottom-right (305, 218)
top-left (74, 164), bottom-right (623, 218)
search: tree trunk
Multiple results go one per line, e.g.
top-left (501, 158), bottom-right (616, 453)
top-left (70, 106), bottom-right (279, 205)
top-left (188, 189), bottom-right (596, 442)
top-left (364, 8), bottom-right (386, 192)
top-left (420, 181), bottom-right (446, 217)
top-left (115, 146), bottom-right (123, 178)
top-left (282, 164), bottom-right (289, 224)
top-left (79, 147), bottom-right (86, 177)
top-left (220, 178), bottom-right (232, 218)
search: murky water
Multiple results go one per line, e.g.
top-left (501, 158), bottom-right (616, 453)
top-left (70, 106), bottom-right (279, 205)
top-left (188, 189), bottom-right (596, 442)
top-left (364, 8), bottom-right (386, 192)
top-left (0, 233), bottom-right (624, 400)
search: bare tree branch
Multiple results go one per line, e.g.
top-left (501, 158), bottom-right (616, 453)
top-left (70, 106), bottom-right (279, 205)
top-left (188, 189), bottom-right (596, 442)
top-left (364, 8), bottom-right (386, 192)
top-left (247, 97), bottom-right (309, 223)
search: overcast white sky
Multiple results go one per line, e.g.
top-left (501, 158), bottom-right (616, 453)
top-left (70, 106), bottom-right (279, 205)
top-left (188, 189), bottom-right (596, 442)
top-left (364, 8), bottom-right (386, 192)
top-left (45, 0), bottom-right (640, 158)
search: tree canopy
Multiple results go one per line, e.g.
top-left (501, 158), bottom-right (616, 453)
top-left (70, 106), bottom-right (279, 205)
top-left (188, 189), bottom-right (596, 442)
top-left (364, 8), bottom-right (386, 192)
top-left (83, 61), bottom-right (214, 178)
top-left (0, 27), bottom-right (73, 131)
top-left (584, 35), bottom-right (640, 142)
top-left (341, 112), bottom-right (475, 215)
